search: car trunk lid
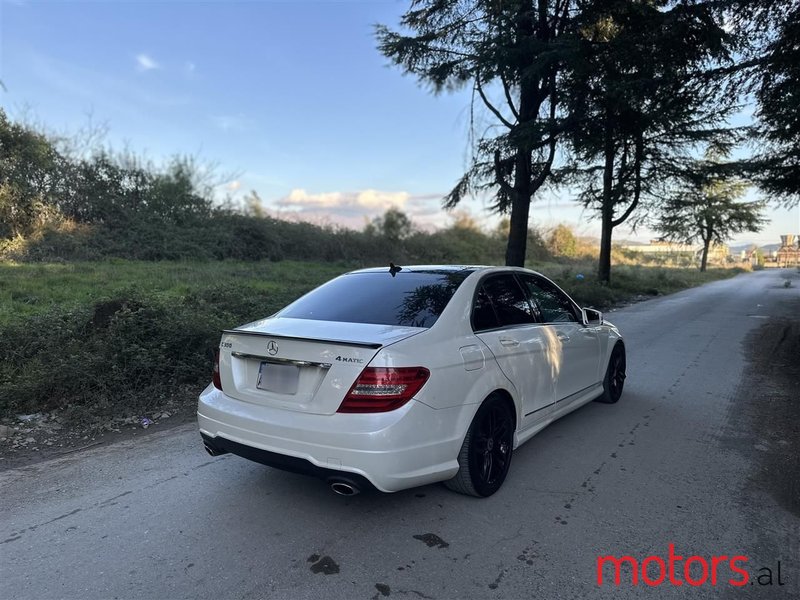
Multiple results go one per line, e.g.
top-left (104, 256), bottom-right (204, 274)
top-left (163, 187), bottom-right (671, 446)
top-left (217, 318), bottom-right (425, 415)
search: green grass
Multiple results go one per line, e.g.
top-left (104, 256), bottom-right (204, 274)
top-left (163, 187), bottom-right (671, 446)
top-left (0, 260), bottom-right (352, 323)
top-left (0, 259), bottom-right (745, 323)
top-left (530, 261), bottom-right (747, 309)
top-left (0, 259), bottom-right (745, 420)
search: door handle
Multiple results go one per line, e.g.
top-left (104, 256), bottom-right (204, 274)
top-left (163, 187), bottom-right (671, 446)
top-left (499, 338), bottom-right (520, 348)
top-left (557, 334), bottom-right (570, 342)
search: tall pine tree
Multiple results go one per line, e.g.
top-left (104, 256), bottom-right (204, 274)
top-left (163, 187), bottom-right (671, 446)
top-left (559, 0), bottom-right (736, 283)
top-left (376, 0), bottom-right (577, 266)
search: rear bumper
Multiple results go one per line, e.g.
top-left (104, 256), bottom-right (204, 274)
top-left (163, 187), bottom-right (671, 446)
top-left (200, 432), bottom-right (376, 491)
top-left (197, 385), bottom-right (473, 492)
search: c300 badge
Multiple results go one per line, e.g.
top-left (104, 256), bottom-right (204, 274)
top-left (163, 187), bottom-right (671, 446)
top-left (267, 340), bottom-right (279, 355)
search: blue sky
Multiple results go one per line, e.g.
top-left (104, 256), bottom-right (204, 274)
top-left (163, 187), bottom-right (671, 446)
top-left (1, 0), bottom-right (797, 245)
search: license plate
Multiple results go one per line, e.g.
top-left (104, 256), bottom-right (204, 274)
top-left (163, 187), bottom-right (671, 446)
top-left (257, 362), bottom-right (300, 395)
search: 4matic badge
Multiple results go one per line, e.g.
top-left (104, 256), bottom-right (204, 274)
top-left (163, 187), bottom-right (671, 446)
top-left (335, 356), bottom-right (364, 364)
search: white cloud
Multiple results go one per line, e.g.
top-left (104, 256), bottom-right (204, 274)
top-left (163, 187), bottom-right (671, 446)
top-left (277, 189), bottom-right (412, 214)
top-left (227, 180), bottom-right (242, 192)
top-left (136, 53), bottom-right (160, 72)
top-left (270, 188), bottom-right (451, 230)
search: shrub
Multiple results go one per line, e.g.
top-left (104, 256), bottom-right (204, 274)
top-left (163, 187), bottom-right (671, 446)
top-left (0, 284), bottom-right (301, 419)
top-left (546, 224), bottom-right (579, 258)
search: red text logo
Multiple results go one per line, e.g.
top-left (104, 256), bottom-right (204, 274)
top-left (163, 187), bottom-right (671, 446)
top-left (597, 543), bottom-right (749, 587)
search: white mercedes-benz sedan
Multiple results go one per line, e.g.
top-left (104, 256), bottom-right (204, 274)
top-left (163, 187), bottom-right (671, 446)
top-left (198, 265), bottom-right (626, 497)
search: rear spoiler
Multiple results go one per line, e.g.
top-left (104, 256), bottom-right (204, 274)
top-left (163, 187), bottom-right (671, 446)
top-left (222, 329), bottom-right (383, 350)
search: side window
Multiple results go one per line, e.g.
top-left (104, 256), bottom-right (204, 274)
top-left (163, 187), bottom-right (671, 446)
top-left (472, 274), bottom-right (535, 331)
top-left (520, 275), bottom-right (579, 323)
top-left (472, 288), bottom-right (500, 331)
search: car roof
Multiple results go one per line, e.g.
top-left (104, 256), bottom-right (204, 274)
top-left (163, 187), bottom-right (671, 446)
top-left (346, 265), bottom-right (483, 275)
top-left (345, 265), bottom-right (545, 277)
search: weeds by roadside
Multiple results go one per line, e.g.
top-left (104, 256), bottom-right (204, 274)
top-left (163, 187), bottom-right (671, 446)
top-left (0, 260), bottom-right (745, 432)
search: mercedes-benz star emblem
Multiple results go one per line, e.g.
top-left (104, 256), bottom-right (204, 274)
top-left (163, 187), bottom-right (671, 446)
top-left (267, 340), bottom-right (279, 355)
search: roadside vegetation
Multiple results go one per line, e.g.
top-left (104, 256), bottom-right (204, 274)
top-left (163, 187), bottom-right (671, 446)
top-left (0, 111), bottom-right (745, 431)
top-left (0, 257), bottom-right (744, 426)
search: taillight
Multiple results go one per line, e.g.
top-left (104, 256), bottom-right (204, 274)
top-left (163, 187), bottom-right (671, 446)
top-left (337, 367), bottom-right (430, 413)
top-left (212, 350), bottom-right (223, 391)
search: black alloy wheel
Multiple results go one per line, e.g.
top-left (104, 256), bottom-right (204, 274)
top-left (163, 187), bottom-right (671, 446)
top-left (597, 343), bottom-right (626, 404)
top-left (445, 396), bottom-right (514, 497)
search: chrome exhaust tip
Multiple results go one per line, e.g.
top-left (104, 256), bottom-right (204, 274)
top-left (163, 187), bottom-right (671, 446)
top-left (330, 481), bottom-right (360, 496)
top-left (203, 441), bottom-right (228, 457)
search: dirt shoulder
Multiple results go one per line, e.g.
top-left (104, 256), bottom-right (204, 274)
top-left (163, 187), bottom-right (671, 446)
top-left (735, 295), bottom-right (800, 517)
top-left (0, 398), bottom-right (199, 472)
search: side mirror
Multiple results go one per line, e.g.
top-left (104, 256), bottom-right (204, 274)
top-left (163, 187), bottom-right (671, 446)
top-left (583, 307), bottom-right (603, 325)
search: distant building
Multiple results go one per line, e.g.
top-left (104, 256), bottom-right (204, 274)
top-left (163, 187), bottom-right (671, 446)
top-left (620, 240), bottom-right (727, 264)
top-left (621, 235), bottom-right (800, 267)
top-left (775, 234), bottom-right (800, 268)
top-left (740, 246), bottom-right (758, 262)
top-left (745, 234), bottom-right (800, 268)
top-left (620, 240), bottom-right (699, 255)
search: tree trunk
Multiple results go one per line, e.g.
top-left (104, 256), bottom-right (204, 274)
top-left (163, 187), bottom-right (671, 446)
top-left (504, 5), bottom-right (537, 267)
top-left (599, 212), bottom-right (613, 283)
top-left (598, 116), bottom-right (615, 284)
top-left (700, 239), bottom-right (710, 272)
top-left (505, 148), bottom-right (532, 266)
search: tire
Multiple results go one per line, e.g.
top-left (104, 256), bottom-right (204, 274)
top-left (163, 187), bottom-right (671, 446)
top-left (596, 342), bottom-right (626, 404)
top-left (444, 395), bottom-right (514, 497)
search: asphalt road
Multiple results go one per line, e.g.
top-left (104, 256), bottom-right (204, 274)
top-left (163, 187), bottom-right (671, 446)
top-left (2, 268), bottom-right (799, 600)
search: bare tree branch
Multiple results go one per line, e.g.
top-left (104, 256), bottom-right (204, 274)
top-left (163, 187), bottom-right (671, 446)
top-left (530, 78), bottom-right (558, 193)
top-left (475, 73), bottom-right (515, 130)
top-left (493, 150), bottom-right (514, 196)
top-left (612, 134), bottom-right (644, 227)
top-left (499, 71), bottom-right (520, 122)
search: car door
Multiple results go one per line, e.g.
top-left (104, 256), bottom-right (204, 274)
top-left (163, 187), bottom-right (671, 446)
top-left (472, 273), bottom-right (556, 428)
top-left (518, 274), bottom-right (601, 407)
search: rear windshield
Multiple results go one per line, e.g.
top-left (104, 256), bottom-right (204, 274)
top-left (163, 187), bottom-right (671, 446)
top-left (277, 270), bottom-right (472, 328)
